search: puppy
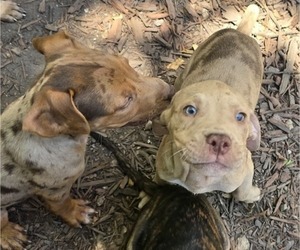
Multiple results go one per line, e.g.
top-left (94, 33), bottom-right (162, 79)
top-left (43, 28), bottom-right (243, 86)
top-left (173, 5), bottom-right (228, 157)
top-left (91, 132), bottom-right (230, 250)
top-left (0, 0), bottom-right (25, 22)
top-left (0, 31), bottom-right (174, 249)
top-left (156, 5), bottom-right (263, 203)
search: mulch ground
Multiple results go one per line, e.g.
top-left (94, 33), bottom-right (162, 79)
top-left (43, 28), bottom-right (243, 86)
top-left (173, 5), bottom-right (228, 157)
top-left (1, 0), bottom-right (299, 249)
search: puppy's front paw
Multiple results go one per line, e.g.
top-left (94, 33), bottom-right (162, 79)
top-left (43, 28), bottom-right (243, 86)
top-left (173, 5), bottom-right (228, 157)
top-left (245, 186), bottom-right (261, 203)
top-left (61, 199), bottom-right (95, 227)
top-left (46, 198), bottom-right (95, 227)
top-left (1, 221), bottom-right (27, 250)
top-left (0, 1), bottom-right (26, 22)
top-left (233, 186), bottom-right (261, 203)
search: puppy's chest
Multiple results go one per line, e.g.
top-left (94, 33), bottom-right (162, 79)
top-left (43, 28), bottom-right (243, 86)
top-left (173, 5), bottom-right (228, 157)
top-left (3, 133), bottom-right (87, 187)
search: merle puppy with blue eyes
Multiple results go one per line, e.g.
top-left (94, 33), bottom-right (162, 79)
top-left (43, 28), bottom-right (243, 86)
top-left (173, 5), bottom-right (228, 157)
top-left (155, 5), bottom-right (263, 203)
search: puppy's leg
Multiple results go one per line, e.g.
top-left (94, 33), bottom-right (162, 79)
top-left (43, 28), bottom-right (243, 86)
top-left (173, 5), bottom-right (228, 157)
top-left (41, 189), bottom-right (94, 227)
top-left (0, 209), bottom-right (27, 250)
top-left (232, 157), bottom-right (261, 203)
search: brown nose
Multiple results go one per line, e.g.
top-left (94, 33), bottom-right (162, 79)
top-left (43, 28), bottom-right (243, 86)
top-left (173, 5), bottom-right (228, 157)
top-left (206, 134), bottom-right (231, 155)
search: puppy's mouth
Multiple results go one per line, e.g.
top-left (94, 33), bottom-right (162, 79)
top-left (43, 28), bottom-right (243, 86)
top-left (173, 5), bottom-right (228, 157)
top-left (184, 159), bottom-right (228, 169)
top-left (187, 161), bottom-right (231, 178)
top-left (180, 150), bottom-right (229, 168)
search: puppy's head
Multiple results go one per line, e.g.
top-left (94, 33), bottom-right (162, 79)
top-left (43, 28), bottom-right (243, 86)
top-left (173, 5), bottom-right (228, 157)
top-left (23, 31), bottom-right (174, 137)
top-left (159, 80), bottom-right (260, 180)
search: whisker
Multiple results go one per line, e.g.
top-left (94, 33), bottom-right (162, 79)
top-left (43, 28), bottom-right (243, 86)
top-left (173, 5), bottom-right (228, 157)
top-left (160, 138), bottom-right (177, 158)
top-left (171, 148), bottom-right (185, 158)
top-left (159, 138), bottom-right (193, 163)
top-left (181, 149), bottom-right (189, 161)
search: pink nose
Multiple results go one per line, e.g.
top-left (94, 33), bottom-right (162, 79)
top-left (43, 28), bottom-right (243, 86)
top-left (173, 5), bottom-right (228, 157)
top-left (206, 134), bottom-right (231, 155)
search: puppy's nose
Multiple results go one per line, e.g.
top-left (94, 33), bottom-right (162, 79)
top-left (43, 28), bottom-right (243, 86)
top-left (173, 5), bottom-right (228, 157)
top-left (206, 134), bottom-right (231, 155)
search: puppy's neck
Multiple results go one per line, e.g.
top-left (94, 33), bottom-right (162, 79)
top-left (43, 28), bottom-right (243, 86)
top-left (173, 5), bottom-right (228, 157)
top-left (2, 76), bottom-right (46, 121)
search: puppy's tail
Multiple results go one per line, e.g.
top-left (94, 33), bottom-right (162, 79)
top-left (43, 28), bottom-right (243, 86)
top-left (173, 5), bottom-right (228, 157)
top-left (237, 4), bottom-right (260, 35)
top-left (90, 132), bottom-right (157, 195)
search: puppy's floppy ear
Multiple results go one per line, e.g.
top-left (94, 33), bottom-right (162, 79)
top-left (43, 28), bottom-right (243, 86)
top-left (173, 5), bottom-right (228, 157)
top-left (152, 118), bottom-right (169, 136)
top-left (32, 30), bottom-right (82, 58)
top-left (23, 88), bottom-right (90, 137)
top-left (246, 113), bottom-right (261, 151)
top-left (160, 108), bottom-right (171, 126)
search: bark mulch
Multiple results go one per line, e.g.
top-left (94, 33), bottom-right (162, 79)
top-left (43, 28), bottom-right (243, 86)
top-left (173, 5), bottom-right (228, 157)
top-left (1, 0), bottom-right (299, 249)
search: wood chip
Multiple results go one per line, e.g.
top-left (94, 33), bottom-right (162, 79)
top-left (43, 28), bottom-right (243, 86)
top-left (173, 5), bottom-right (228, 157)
top-left (107, 18), bottom-right (123, 42)
top-left (269, 135), bottom-right (288, 143)
top-left (273, 194), bottom-right (286, 214)
top-left (38, 0), bottom-right (46, 13)
top-left (78, 178), bottom-right (118, 188)
top-left (268, 116), bottom-right (291, 133)
top-left (166, 0), bottom-right (176, 19)
top-left (153, 33), bottom-right (172, 48)
top-left (44, 23), bottom-right (58, 32)
top-left (274, 159), bottom-right (286, 170)
top-left (11, 47), bottom-right (22, 56)
top-left (110, 0), bottom-right (128, 14)
top-left (264, 172), bottom-right (279, 188)
top-left (68, 0), bottom-right (84, 14)
top-left (280, 38), bottom-right (298, 95)
top-left (146, 12), bottom-right (169, 19)
top-left (21, 18), bottom-right (42, 29)
top-left (184, 2), bottom-right (199, 21)
top-left (280, 171), bottom-right (290, 183)
top-left (269, 216), bottom-right (298, 225)
top-left (129, 17), bottom-right (145, 44)
top-left (135, 2), bottom-right (157, 11)
top-left (117, 34), bottom-right (128, 52)
top-left (260, 87), bottom-right (282, 108)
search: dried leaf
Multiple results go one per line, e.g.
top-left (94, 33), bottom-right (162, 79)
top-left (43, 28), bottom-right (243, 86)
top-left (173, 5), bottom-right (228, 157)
top-left (160, 21), bottom-right (171, 41)
top-left (167, 58), bottom-right (185, 70)
top-left (222, 6), bottom-right (240, 22)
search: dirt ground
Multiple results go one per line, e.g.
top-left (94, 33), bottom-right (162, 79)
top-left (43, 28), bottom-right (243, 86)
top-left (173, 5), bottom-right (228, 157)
top-left (1, 0), bottom-right (299, 249)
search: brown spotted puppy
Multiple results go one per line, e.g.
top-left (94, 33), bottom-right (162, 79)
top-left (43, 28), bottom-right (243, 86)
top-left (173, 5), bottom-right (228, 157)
top-left (0, 31), bottom-right (173, 249)
top-left (156, 5), bottom-right (263, 203)
top-left (0, 1), bottom-right (25, 22)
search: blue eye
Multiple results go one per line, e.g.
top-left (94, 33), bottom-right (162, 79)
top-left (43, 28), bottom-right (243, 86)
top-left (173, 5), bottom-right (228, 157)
top-left (184, 105), bottom-right (197, 116)
top-left (236, 112), bottom-right (246, 121)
